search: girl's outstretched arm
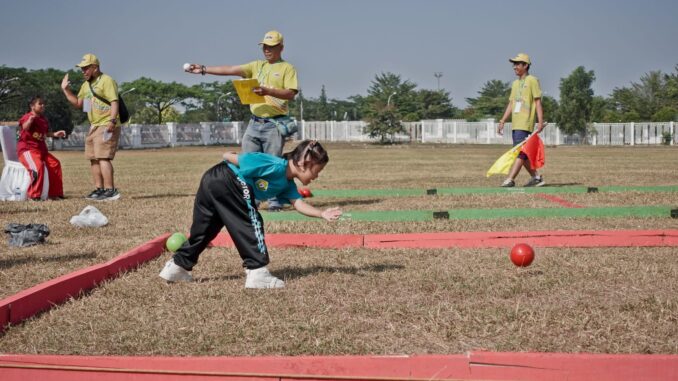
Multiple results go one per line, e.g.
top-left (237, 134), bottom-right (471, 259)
top-left (291, 198), bottom-right (342, 221)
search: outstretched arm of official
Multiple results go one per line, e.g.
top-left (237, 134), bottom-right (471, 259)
top-left (185, 63), bottom-right (245, 77)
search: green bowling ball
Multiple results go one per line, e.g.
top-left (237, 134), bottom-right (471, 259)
top-left (166, 232), bottom-right (187, 252)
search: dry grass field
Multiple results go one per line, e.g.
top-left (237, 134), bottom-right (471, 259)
top-left (0, 143), bottom-right (677, 355)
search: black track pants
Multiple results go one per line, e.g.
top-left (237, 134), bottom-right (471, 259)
top-left (172, 162), bottom-right (269, 271)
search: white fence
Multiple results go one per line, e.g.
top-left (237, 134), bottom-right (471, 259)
top-left (46, 120), bottom-right (676, 150)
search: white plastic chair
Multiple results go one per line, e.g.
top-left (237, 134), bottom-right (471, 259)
top-left (0, 125), bottom-right (49, 201)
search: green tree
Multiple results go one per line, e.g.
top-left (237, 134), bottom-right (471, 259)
top-left (611, 69), bottom-right (677, 121)
top-left (541, 95), bottom-right (559, 123)
top-left (556, 66), bottom-right (595, 134)
top-left (180, 81), bottom-right (249, 123)
top-left (412, 89), bottom-right (459, 120)
top-left (316, 85), bottom-right (331, 120)
top-left (122, 77), bottom-right (195, 124)
top-left (364, 72), bottom-right (418, 121)
top-left (365, 105), bottom-right (405, 143)
top-left (0, 66), bottom-right (85, 133)
top-left (464, 80), bottom-right (510, 121)
top-left (652, 106), bottom-right (677, 121)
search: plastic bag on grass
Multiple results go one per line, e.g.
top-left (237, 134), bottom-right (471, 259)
top-left (70, 205), bottom-right (108, 227)
top-left (5, 223), bottom-right (50, 247)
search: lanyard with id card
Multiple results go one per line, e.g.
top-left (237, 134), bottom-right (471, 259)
top-left (513, 78), bottom-right (526, 113)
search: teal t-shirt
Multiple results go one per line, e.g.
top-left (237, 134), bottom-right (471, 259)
top-left (228, 153), bottom-right (301, 204)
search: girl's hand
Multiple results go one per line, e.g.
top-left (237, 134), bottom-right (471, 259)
top-left (53, 130), bottom-right (66, 138)
top-left (321, 207), bottom-right (342, 221)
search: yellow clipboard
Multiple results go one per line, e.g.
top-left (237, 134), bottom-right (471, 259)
top-left (233, 79), bottom-right (265, 105)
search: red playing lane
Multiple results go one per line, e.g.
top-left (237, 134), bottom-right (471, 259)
top-left (208, 230), bottom-right (678, 249)
top-left (364, 230), bottom-right (678, 249)
top-left (210, 233), bottom-right (364, 249)
top-left (0, 352), bottom-right (676, 381)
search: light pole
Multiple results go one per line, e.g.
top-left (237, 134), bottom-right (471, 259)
top-left (434, 72), bottom-right (443, 91)
top-left (217, 92), bottom-right (232, 122)
top-left (387, 91), bottom-right (397, 108)
top-left (120, 87), bottom-right (136, 96)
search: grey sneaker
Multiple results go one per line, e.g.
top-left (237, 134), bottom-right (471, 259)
top-left (97, 188), bottom-right (120, 201)
top-left (85, 188), bottom-right (104, 200)
top-left (159, 259), bottom-right (193, 282)
top-left (501, 179), bottom-right (515, 188)
top-left (245, 267), bottom-right (284, 289)
top-left (267, 198), bottom-right (283, 212)
top-left (524, 176), bottom-right (545, 187)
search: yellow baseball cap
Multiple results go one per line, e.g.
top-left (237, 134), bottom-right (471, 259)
top-left (509, 53), bottom-right (531, 65)
top-left (259, 30), bottom-right (283, 46)
top-left (76, 53), bottom-right (100, 67)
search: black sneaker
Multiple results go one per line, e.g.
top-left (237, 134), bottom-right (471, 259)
top-left (86, 188), bottom-right (104, 200)
top-left (97, 188), bottom-right (120, 201)
top-left (501, 179), bottom-right (515, 188)
top-left (524, 176), bottom-right (546, 187)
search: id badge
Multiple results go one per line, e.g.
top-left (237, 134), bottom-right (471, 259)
top-left (513, 101), bottom-right (522, 113)
top-left (83, 98), bottom-right (92, 113)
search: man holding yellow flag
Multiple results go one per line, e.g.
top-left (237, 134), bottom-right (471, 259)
top-left (496, 53), bottom-right (545, 187)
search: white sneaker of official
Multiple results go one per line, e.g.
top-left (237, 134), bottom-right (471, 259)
top-left (245, 267), bottom-right (285, 289)
top-left (159, 259), bottom-right (193, 282)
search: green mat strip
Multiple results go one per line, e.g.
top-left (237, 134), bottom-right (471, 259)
top-left (261, 205), bottom-right (673, 221)
top-left (310, 185), bottom-right (678, 198)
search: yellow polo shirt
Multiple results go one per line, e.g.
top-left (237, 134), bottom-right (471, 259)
top-left (77, 74), bottom-right (120, 127)
top-left (240, 60), bottom-right (298, 118)
top-left (509, 75), bottom-right (541, 132)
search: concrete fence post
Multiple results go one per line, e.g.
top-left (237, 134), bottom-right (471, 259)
top-left (131, 125), bottom-right (141, 148)
top-left (200, 122), bottom-right (211, 145)
top-left (233, 121), bottom-right (241, 144)
top-left (167, 122), bottom-right (177, 147)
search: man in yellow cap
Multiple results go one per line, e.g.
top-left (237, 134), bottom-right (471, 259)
top-left (185, 30), bottom-right (298, 211)
top-left (497, 53), bottom-right (545, 187)
top-left (61, 53), bottom-right (122, 201)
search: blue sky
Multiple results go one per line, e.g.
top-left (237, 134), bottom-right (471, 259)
top-left (2, 0), bottom-right (677, 106)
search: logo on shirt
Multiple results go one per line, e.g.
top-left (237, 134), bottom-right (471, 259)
top-left (255, 179), bottom-right (269, 191)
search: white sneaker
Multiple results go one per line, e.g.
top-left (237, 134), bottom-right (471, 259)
top-left (159, 259), bottom-right (193, 282)
top-left (245, 267), bottom-right (285, 289)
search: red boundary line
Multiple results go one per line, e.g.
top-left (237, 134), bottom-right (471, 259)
top-left (0, 351), bottom-right (677, 381)
top-left (210, 230), bottom-right (678, 249)
top-left (535, 193), bottom-right (584, 208)
top-left (0, 234), bottom-right (169, 334)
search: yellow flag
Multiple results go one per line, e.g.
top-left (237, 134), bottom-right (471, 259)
top-left (486, 145), bottom-right (521, 177)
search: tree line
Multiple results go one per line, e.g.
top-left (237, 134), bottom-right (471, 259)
top-left (1, 64), bottom-right (677, 138)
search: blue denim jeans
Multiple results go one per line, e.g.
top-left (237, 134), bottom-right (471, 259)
top-left (241, 118), bottom-right (284, 157)
top-left (512, 130), bottom-right (530, 160)
top-left (241, 118), bottom-right (284, 208)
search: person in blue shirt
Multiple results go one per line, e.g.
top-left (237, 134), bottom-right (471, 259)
top-left (159, 140), bottom-right (342, 289)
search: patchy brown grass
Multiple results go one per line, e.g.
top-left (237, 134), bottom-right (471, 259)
top-left (0, 143), bottom-right (677, 355)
